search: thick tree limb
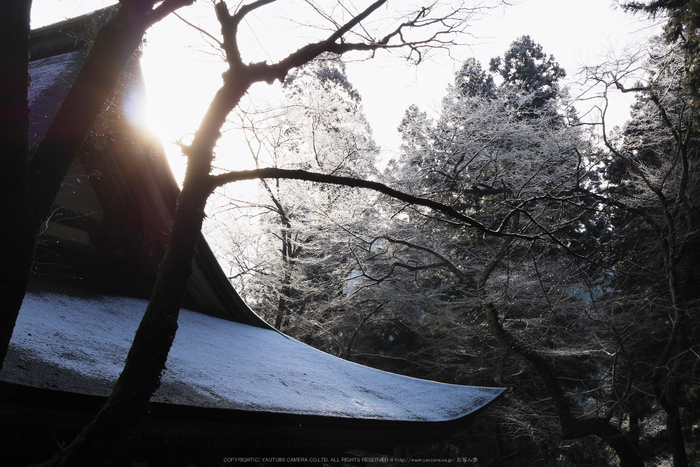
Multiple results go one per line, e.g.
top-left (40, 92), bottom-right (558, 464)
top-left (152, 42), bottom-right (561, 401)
top-left (147, 0), bottom-right (197, 26)
top-left (38, 1), bottom-right (485, 463)
top-left (486, 304), bottom-right (644, 467)
top-left (373, 235), bottom-right (478, 289)
top-left (28, 0), bottom-right (192, 219)
top-left (209, 167), bottom-right (535, 239)
top-left (0, 0), bottom-right (34, 373)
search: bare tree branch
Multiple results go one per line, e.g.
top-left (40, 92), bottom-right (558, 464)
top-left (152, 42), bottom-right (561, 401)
top-left (146, 0), bottom-right (197, 27)
top-left (209, 167), bottom-right (535, 239)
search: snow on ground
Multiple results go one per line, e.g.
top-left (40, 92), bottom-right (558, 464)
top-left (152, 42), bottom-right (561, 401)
top-left (2, 291), bottom-right (503, 422)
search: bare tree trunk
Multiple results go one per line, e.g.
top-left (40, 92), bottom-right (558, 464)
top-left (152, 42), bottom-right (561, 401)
top-left (651, 295), bottom-right (689, 467)
top-left (0, 0), bottom-right (34, 372)
top-left (260, 179), bottom-right (296, 330)
top-left (655, 385), bottom-right (688, 467)
top-left (42, 172), bottom-right (212, 467)
top-left (38, 0), bottom-right (477, 462)
top-left (650, 186), bottom-right (690, 467)
top-left (485, 303), bottom-right (644, 467)
top-left (42, 65), bottom-right (245, 467)
top-left (0, 0), bottom-right (191, 371)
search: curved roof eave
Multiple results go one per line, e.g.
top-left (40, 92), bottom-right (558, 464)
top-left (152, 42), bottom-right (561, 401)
top-left (3, 291), bottom-right (504, 424)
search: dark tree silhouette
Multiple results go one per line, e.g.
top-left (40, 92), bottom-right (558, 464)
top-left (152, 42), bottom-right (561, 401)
top-left (37, 1), bottom-right (480, 465)
top-left (0, 0), bottom-right (193, 373)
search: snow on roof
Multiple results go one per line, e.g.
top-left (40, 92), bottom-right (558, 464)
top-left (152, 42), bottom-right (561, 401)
top-left (3, 291), bottom-right (503, 422)
top-left (28, 50), bottom-right (87, 147)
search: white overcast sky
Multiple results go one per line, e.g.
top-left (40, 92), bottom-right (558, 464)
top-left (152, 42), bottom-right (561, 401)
top-left (32, 0), bottom-right (659, 180)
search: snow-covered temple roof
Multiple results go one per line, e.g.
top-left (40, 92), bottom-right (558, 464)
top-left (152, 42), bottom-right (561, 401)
top-left (3, 291), bottom-right (502, 421)
top-left (0, 7), bottom-right (504, 460)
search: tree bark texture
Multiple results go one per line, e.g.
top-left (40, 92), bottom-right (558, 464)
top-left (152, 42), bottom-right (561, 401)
top-left (0, 0), bottom-right (34, 372)
top-left (42, 178), bottom-right (211, 467)
top-left (0, 0), bottom-right (190, 372)
top-left (42, 74), bottom-right (244, 467)
top-left (0, 3), bottom-right (148, 372)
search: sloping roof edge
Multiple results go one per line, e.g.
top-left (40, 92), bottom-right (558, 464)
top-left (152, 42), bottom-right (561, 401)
top-left (30, 5), bottom-right (119, 61)
top-left (192, 238), bottom-right (275, 328)
top-left (4, 291), bottom-right (504, 422)
top-left (28, 10), bottom-right (271, 329)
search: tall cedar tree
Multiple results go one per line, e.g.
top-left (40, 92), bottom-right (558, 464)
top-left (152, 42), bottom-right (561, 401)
top-left (624, 0), bottom-right (700, 117)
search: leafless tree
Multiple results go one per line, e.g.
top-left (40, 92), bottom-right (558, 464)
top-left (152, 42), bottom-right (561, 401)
top-left (0, 0), bottom-right (194, 373)
top-left (579, 37), bottom-right (700, 467)
top-left (39, 1), bottom-right (494, 465)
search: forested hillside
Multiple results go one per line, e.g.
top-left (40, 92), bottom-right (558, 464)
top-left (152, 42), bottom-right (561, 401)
top-left (3, 0), bottom-right (698, 465)
top-left (214, 10), bottom-right (700, 466)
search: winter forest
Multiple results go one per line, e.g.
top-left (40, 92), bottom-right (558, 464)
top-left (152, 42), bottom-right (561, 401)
top-left (206, 7), bottom-right (700, 467)
top-left (1, 0), bottom-right (699, 466)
